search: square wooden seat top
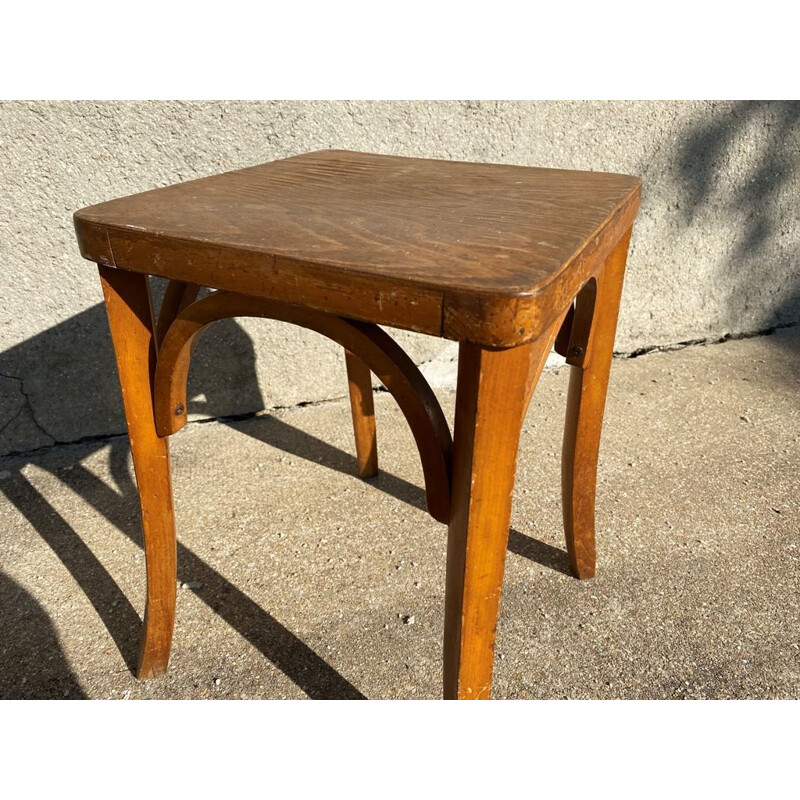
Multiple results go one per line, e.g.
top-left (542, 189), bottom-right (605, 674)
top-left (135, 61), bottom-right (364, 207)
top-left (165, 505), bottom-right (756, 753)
top-left (74, 149), bottom-right (641, 347)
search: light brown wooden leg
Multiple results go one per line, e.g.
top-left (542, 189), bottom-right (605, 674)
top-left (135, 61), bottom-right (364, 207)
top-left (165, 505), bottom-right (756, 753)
top-left (99, 265), bottom-right (177, 680)
top-left (344, 350), bottom-right (378, 478)
top-left (444, 323), bottom-right (558, 700)
top-left (562, 230), bottom-right (632, 579)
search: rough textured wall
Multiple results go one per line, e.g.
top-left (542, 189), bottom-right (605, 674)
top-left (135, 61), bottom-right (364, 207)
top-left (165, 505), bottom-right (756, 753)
top-left (1, 100), bottom-right (798, 455)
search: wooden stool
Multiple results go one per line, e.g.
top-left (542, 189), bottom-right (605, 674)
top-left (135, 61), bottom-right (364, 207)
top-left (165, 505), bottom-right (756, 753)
top-left (73, 150), bottom-right (641, 699)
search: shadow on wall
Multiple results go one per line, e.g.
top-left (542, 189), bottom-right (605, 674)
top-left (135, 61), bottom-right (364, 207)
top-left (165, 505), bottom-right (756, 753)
top-left (675, 100), bottom-right (800, 336)
top-left (0, 282), bottom-right (265, 456)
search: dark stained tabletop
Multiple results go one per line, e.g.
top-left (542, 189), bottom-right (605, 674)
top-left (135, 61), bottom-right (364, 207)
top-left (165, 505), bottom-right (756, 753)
top-left (74, 150), bottom-right (641, 345)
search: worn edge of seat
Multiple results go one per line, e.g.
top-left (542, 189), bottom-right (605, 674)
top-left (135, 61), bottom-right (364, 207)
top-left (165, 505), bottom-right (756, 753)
top-left (442, 184), bottom-right (642, 346)
top-left (73, 180), bottom-right (641, 347)
top-left (72, 215), bottom-right (445, 336)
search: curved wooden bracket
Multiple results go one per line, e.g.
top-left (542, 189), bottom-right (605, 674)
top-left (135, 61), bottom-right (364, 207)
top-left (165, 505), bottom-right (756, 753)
top-left (522, 308), bottom-right (571, 418)
top-left (156, 280), bottom-right (201, 347)
top-left (553, 279), bottom-right (597, 368)
top-left (154, 291), bottom-right (453, 523)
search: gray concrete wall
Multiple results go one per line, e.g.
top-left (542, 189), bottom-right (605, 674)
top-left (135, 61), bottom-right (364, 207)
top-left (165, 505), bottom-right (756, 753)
top-left (1, 100), bottom-right (798, 455)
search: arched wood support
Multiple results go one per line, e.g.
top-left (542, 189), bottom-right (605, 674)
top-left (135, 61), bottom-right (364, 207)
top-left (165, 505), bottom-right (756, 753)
top-left (522, 306), bottom-right (572, 418)
top-left (153, 291), bottom-right (454, 523)
top-left (158, 281), bottom-right (383, 484)
top-left (155, 280), bottom-right (201, 347)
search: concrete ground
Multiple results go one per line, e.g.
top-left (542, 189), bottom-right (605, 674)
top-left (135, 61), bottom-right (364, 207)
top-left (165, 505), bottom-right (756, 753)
top-left (1, 329), bottom-right (798, 700)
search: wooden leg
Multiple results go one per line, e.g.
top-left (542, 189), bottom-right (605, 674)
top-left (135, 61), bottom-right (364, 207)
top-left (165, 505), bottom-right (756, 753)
top-left (344, 350), bottom-right (378, 478)
top-left (444, 323), bottom-right (558, 699)
top-left (99, 266), bottom-right (177, 680)
top-left (562, 230), bottom-right (632, 579)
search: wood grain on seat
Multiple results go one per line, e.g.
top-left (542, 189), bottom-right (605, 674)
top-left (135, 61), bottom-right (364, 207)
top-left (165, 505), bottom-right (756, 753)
top-left (75, 150), bottom-right (641, 346)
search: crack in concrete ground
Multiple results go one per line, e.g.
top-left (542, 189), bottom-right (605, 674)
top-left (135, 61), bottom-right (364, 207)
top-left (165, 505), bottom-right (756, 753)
top-left (0, 369), bottom-right (57, 444)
